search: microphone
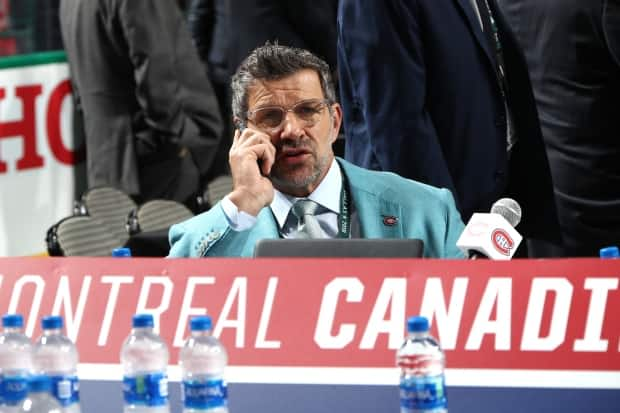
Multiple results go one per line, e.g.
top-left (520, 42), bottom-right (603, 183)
top-left (456, 198), bottom-right (523, 260)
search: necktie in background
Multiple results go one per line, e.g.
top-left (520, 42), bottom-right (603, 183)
top-left (291, 199), bottom-right (326, 239)
top-left (475, 0), bottom-right (516, 151)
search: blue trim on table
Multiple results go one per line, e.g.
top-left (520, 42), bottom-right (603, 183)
top-left (80, 380), bottom-right (620, 413)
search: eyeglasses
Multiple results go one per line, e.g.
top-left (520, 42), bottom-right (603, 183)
top-left (246, 99), bottom-right (331, 132)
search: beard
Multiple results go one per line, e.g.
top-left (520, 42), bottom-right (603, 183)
top-left (270, 137), bottom-right (332, 195)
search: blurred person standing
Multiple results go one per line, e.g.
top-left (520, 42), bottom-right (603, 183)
top-left (187, 0), bottom-right (232, 180)
top-left (337, 0), bottom-right (560, 256)
top-left (501, 0), bottom-right (620, 256)
top-left (226, 0), bottom-right (338, 78)
top-left (59, 0), bottom-right (223, 206)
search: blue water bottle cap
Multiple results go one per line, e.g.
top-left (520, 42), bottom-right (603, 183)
top-left (407, 316), bottom-right (430, 333)
top-left (2, 314), bottom-right (24, 328)
top-left (112, 247), bottom-right (132, 257)
top-left (599, 246), bottom-right (619, 259)
top-left (41, 315), bottom-right (63, 330)
top-left (29, 375), bottom-right (51, 392)
top-left (190, 316), bottom-right (212, 331)
top-left (132, 314), bottom-right (154, 328)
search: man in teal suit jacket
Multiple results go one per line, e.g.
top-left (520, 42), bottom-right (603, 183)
top-left (168, 44), bottom-right (465, 258)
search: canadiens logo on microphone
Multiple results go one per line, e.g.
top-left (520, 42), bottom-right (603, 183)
top-left (491, 229), bottom-right (514, 255)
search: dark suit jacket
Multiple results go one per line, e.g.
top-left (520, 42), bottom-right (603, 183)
top-left (60, 0), bottom-right (223, 202)
top-left (187, 0), bottom-right (229, 84)
top-left (337, 0), bottom-right (559, 242)
top-left (227, 0), bottom-right (338, 74)
top-left (501, 0), bottom-right (620, 255)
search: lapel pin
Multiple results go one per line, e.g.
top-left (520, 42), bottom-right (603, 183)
top-left (383, 215), bottom-right (398, 226)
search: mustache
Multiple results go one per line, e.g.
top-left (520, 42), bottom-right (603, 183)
top-left (276, 138), bottom-right (314, 152)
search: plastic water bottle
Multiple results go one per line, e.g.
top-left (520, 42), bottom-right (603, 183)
top-left (112, 247), bottom-right (132, 257)
top-left (32, 316), bottom-right (81, 413)
top-left (600, 246), bottom-right (619, 259)
top-left (120, 314), bottom-right (170, 413)
top-left (397, 316), bottom-right (448, 413)
top-left (179, 316), bottom-right (228, 413)
top-left (0, 314), bottom-right (32, 412)
top-left (17, 375), bottom-right (61, 413)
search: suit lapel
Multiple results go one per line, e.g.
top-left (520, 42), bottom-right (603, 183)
top-left (453, 0), bottom-right (496, 68)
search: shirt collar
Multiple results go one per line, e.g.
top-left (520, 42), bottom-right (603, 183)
top-left (271, 158), bottom-right (342, 229)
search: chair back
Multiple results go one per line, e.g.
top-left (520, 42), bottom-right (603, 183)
top-left (127, 199), bottom-right (194, 234)
top-left (80, 186), bottom-right (137, 246)
top-left (46, 216), bottom-right (122, 256)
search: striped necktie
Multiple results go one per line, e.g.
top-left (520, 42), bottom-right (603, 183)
top-left (291, 199), bottom-right (326, 239)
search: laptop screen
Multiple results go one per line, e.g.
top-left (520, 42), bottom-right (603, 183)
top-left (253, 238), bottom-right (424, 258)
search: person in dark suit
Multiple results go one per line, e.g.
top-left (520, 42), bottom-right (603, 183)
top-left (500, 0), bottom-right (620, 256)
top-left (337, 0), bottom-right (560, 255)
top-left (227, 0), bottom-right (338, 75)
top-left (59, 0), bottom-right (223, 206)
top-left (187, 0), bottom-right (232, 181)
top-left (188, 0), bottom-right (339, 95)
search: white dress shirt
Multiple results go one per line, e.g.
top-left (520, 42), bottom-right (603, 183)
top-left (220, 159), bottom-right (342, 237)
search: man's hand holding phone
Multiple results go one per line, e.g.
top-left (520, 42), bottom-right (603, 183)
top-left (227, 127), bottom-right (277, 216)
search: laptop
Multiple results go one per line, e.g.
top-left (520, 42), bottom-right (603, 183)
top-left (253, 238), bottom-right (424, 258)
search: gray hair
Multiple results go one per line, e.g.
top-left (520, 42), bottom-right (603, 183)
top-left (231, 43), bottom-right (337, 123)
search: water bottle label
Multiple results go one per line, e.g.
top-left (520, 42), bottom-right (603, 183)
top-left (123, 373), bottom-right (169, 406)
top-left (400, 374), bottom-right (447, 411)
top-left (182, 379), bottom-right (228, 409)
top-left (50, 375), bottom-right (80, 406)
top-left (0, 374), bottom-right (29, 405)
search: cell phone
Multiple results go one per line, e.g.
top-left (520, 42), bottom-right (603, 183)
top-left (235, 120), bottom-right (269, 176)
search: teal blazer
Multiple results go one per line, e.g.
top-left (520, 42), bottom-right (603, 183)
top-left (168, 158), bottom-right (465, 258)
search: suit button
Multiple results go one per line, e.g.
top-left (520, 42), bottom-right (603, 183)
top-left (495, 170), bottom-right (505, 182)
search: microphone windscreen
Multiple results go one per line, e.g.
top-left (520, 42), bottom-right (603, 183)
top-left (491, 198), bottom-right (522, 227)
